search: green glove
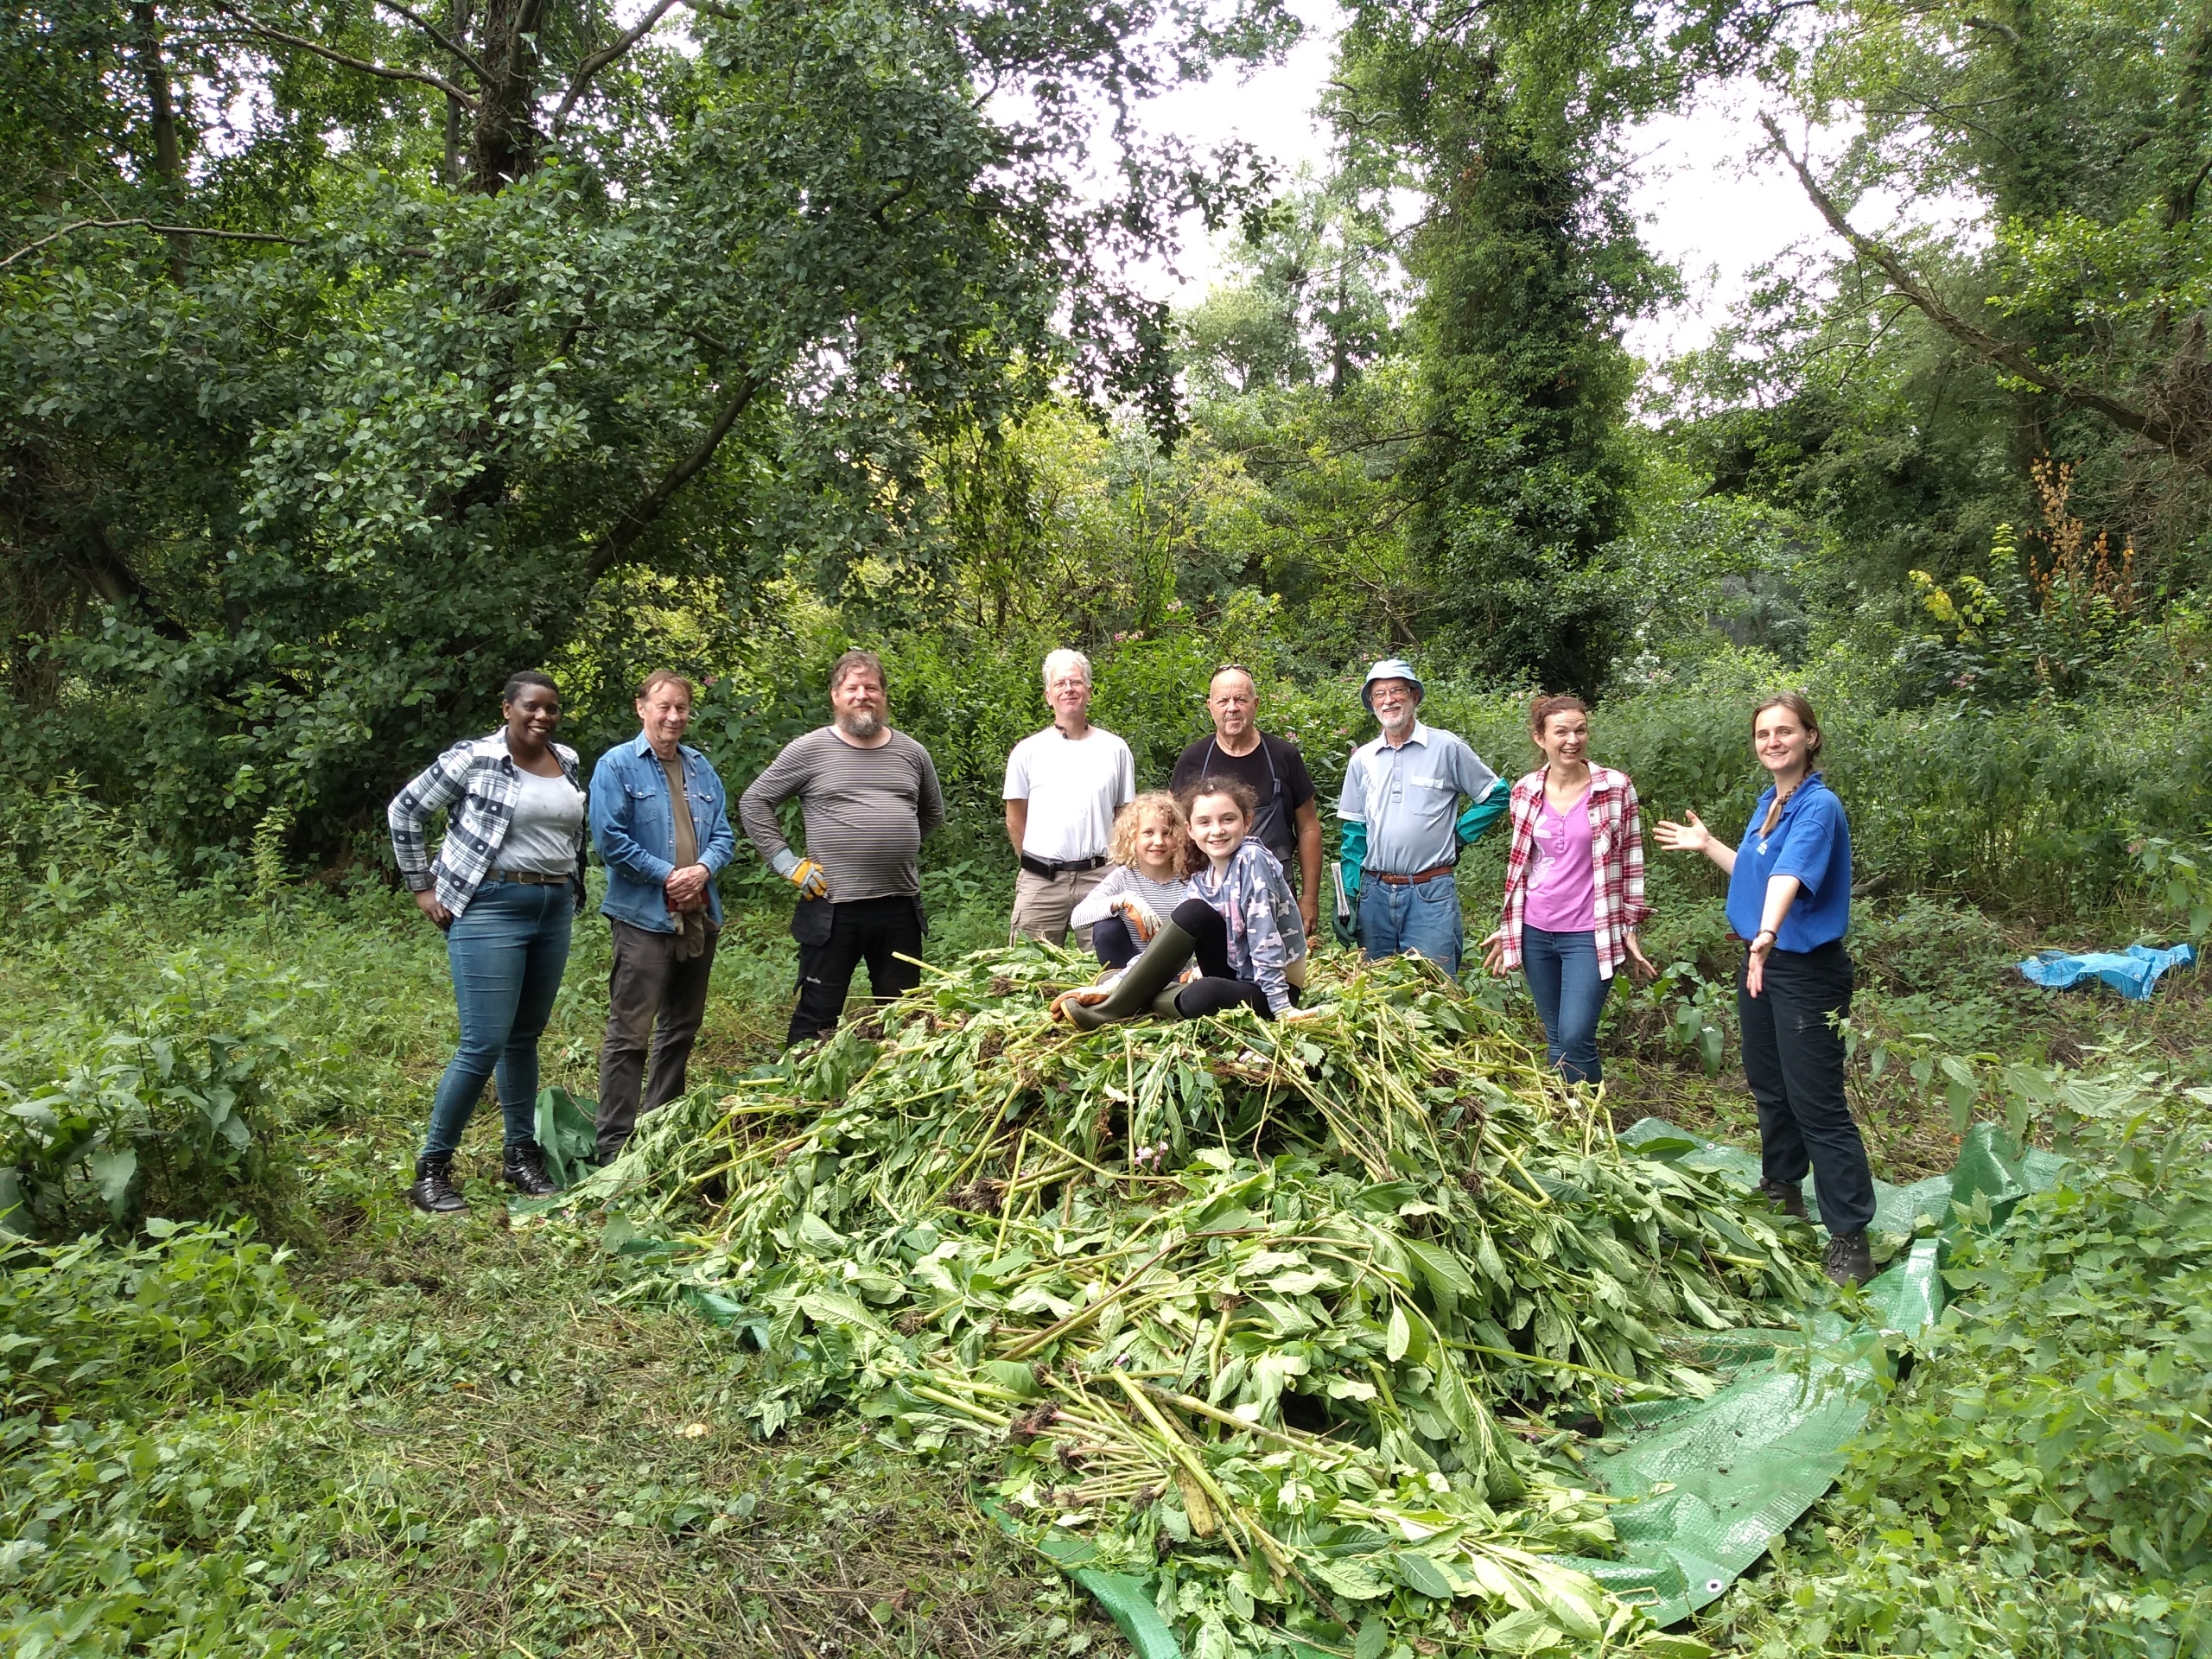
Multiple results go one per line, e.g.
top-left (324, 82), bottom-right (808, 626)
top-left (1456, 784), bottom-right (1508, 848)
top-left (1338, 819), bottom-right (1367, 906)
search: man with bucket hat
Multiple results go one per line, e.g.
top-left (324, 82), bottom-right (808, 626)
top-left (1334, 658), bottom-right (1508, 974)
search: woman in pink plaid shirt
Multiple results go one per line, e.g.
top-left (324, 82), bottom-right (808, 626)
top-left (1480, 696), bottom-right (1656, 1084)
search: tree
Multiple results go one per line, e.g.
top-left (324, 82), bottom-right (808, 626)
top-left (1179, 168), bottom-right (1400, 400)
top-left (1331, 0), bottom-right (1688, 695)
top-left (1696, 0), bottom-right (2212, 598)
top-left (0, 0), bottom-right (1291, 855)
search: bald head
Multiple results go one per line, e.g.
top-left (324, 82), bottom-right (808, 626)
top-left (1207, 667), bottom-right (1258, 747)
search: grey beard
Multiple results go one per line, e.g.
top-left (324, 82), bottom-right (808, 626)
top-left (836, 710), bottom-right (883, 740)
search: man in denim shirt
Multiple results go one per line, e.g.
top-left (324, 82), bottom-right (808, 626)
top-left (588, 671), bottom-right (737, 1164)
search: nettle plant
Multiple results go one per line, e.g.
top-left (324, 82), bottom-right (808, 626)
top-left (0, 954), bottom-right (311, 1236)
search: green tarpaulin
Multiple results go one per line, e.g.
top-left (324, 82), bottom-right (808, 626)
top-left (1557, 1117), bottom-right (2065, 1625)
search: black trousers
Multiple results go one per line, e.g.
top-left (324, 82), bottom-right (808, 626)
top-left (1737, 941), bottom-right (1876, 1236)
top-left (1093, 913), bottom-right (1140, 968)
top-left (788, 894), bottom-right (924, 1046)
top-left (1166, 898), bottom-right (1278, 1021)
top-left (596, 918), bottom-right (717, 1164)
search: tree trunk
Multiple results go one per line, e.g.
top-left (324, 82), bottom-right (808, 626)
top-left (444, 0), bottom-right (475, 186)
top-left (467, 0), bottom-right (547, 193)
top-left (130, 2), bottom-right (188, 277)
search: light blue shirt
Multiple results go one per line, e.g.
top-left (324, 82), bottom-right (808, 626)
top-left (1338, 722), bottom-right (1499, 875)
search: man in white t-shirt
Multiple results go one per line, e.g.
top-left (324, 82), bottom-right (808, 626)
top-left (1004, 647), bottom-right (1136, 946)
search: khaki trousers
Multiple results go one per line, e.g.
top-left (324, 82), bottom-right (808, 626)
top-left (1010, 865), bottom-right (1109, 948)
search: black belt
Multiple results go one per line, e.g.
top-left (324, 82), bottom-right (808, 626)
top-left (1019, 853), bottom-right (1105, 879)
top-left (492, 869), bottom-right (572, 886)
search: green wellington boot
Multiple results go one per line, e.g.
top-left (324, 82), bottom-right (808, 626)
top-left (1068, 918), bottom-right (1200, 1030)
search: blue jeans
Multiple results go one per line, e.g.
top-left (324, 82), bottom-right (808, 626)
top-left (1357, 873), bottom-right (1464, 975)
top-left (1521, 925), bottom-right (1611, 1085)
top-left (423, 880), bottom-right (574, 1158)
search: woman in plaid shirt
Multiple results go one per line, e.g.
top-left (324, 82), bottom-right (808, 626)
top-left (1480, 696), bottom-right (1655, 1084)
top-left (387, 671), bottom-right (588, 1214)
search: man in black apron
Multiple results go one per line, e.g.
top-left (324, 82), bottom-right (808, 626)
top-left (1169, 665), bottom-right (1322, 937)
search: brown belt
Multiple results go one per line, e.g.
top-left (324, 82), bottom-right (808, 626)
top-left (493, 869), bottom-right (572, 886)
top-left (1370, 863), bottom-right (1455, 887)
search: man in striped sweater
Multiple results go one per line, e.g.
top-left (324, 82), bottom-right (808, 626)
top-left (740, 650), bottom-right (946, 1046)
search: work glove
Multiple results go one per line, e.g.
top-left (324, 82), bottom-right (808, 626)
top-left (788, 856), bottom-right (830, 900)
top-left (1332, 910), bottom-right (1359, 950)
top-left (1113, 894), bottom-right (1162, 942)
top-left (1337, 819), bottom-right (1367, 906)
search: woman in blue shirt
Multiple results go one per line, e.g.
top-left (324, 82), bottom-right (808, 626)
top-left (1654, 692), bottom-right (1875, 1287)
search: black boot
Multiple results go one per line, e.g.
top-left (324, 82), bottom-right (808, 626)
top-left (1068, 918), bottom-right (1200, 1030)
top-left (409, 1154), bottom-right (467, 1215)
top-left (1824, 1230), bottom-right (1873, 1287)
top-left (503, 1140), bottom-right (558, 1198)
top-left (1759, 1179), bottom-right (1809, 1220)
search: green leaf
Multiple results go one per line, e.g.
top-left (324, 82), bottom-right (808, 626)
top-left (981, 1360), bottom-right (1039, 1397)
top-left (88, 1147), bottom-right (137, 1217)
top-left (1310, 1556), bottom-right (1391, 1601)
top-left (1386, 1301), bottom-right (1412, 1362)
top-left (1393, 1552), bottom-right (1454, 1598)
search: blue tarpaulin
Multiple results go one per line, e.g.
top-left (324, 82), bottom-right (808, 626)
top-left (2017, 942), bottom-right (2196, 1001)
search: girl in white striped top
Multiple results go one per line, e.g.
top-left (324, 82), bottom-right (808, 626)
top-left (1071, 791), bottom-right (1198, 967)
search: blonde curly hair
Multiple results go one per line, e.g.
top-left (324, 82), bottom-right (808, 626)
top-left (1109, 791), bottom-right (1203, 876)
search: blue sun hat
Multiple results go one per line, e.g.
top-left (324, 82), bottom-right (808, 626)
top-left (1360, 658), bottom-right (1424, 714)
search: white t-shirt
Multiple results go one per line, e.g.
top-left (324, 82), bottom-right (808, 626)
top-left (504, 767), bottom-right (585, 874)
top-left (1003, 725), bottom-right (1135, 862)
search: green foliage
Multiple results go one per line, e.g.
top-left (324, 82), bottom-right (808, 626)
top-left (1, 0), bottom-right (1287, 861)
top-left (1590, 651), bottom-right (2212, 916)
top-left (585, 948), bottom-right (1816, 1657)
top-left (1715, 1096), bottom-right (2212, 1656)
top-left (2136, 836), bottom-right (2212, 944)
top-left (1336, 0), bottom-right (1668, 693)
top-left (0, 1224), bottom-right (325, 1418)
top-left (0, 951), bottom-right (321, 1237)
top-left (1179, 169), bottom-right (1402, 403)
top-left (0, 1224), bottom-right (334, 1659)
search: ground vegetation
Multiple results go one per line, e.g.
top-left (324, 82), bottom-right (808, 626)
top-left (6, 0), bottom-right (2212, 1649)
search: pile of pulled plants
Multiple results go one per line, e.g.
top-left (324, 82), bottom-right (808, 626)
top-left (574, 950), bottom-right (1821, 1657)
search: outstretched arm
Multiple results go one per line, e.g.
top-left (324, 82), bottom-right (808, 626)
top-left (1652, 810), bottom-right (1737, 875)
